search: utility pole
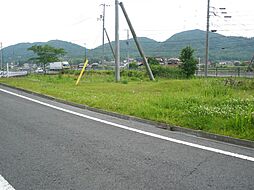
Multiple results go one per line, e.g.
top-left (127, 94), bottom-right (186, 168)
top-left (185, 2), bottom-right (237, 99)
top-left (205, 3), bottom-right (231, 78)
top-left (100, 3), bottom-right (110, 65)
top-left (115, 0), bottom-right (120, 81)
top-left (205, 0), bottom-right (210, 77)
top-left (0, 42), bottom-right (3, 73)
top-left (119, 2), bottom-right (155, 81)
top-left (7, 62), bottom-right (9, 78)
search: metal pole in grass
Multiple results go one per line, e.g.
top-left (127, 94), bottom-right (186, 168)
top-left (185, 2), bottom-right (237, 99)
top-left (115, 0), bottom-right (120, 82)
top-left (205, 0), bottom-right (210, 78)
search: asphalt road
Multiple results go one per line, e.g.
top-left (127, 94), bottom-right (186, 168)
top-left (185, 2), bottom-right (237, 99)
top-left (0, 85), bottom-right (253, 190)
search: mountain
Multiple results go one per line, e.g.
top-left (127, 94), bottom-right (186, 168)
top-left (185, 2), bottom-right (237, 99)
top-left (92, 30), bottom-right (254, 61)
top-left (160, 29), bottom-right (254, 61)
top-left (90, 37), bottom-right (161, 60)
top-left (2, 40), bottom-right (86, 64)
top-left (2, 30), bottom-right (254, 64)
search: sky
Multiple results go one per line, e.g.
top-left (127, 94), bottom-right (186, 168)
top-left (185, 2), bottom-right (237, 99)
top-left (0, 0), bottom-right (253, 49)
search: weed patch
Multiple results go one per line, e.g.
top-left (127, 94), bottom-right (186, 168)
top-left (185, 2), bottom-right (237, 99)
top-left (1, 75), bottom-right (254, 140)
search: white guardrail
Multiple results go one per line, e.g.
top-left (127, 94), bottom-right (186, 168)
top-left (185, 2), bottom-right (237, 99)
top-left (0, 71), bottom-right (28, 78)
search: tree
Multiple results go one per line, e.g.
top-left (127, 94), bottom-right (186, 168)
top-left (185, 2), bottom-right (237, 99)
top-left (179, 46), bottom-right (198, 78)
top-left (28, 45), bottom-right (66, 73)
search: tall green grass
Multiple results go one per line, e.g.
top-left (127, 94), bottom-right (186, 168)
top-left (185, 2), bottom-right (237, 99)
top-left (1, 73), bottom-right (254, 141)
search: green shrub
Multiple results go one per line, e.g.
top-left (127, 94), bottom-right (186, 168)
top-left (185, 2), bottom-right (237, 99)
top-left (129, 62), bottom-right (139, 70)
top-left (151, 65), bottom-right (184, 79)
top-left (121, 80), bottom-right (128, 84)
top-left (121, 70), bottom-right (145, 79)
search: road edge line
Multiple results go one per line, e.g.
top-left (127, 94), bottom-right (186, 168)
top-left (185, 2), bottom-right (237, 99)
top-left (0, 87), bottom-right (254, 162)
top-left (0, 175), bottom-right (15, 190)
top-left (0, 83), bottom-right (253, 149)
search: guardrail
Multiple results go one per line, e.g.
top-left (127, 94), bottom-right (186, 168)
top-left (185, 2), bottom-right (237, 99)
top-left (196, 68), bottom-right (254, 78)
top-left (0, 71), bottom-right (28, 78)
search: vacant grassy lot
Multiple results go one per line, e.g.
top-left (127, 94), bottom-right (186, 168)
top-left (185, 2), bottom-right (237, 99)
top-left (1, 72), bottom-right (254, 141)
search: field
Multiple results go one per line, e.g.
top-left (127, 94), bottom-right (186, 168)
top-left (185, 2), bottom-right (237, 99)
top-left (1, 71), bottom-right (254, 141)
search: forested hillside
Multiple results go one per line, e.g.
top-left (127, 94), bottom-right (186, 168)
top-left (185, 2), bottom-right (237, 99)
top-left (2, 29), bottom-right (254, 64)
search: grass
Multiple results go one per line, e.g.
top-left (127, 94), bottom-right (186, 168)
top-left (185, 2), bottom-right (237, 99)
top-left (1, 72), bottom-right (254, 141)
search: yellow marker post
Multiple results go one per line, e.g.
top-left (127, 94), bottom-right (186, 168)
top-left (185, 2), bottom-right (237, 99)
top-left (76, 59), bottom-right (88, 85)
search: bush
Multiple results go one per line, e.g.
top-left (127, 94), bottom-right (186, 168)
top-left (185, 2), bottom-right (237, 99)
top-left (129, 62), bottom-right (139, 70)
top-left (121, 70), bottom-right (145, 80)
top-left (151, 65), bottom-right (184, 79)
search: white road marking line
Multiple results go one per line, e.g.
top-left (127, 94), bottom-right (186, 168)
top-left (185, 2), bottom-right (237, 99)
top-left (1, 88), bottom-right (254, 162)
top-left (0, 175), bottom-right (15, 190)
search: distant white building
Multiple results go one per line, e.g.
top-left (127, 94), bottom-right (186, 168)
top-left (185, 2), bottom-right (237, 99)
top-left (167, 58), bottom-right (180, 65)
top-left (218, 61), bottom-right (234, 66)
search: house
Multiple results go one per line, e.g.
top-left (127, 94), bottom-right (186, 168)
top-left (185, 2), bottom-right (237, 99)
top-left (167, 58), bottom-right (180, 65)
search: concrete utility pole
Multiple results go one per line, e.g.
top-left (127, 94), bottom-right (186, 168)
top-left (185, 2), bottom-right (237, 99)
top-left (119, 2), bottom-right (155, 81)
top-left (100, 3), bottom-right (110, 65)
top-left (205, 0), bottom-right (210, 77)
top-left (0, 42), bottom-right (3, 73)
top-left (115, 0), bottom-right (120, 82)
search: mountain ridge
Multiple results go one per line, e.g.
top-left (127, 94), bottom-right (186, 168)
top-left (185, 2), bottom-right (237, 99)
top-left (2, 29), bottom-right (254, 64)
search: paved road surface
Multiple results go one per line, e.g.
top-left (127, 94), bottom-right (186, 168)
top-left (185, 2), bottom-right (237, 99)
top-left (0, 85), bottom-right (253, 190)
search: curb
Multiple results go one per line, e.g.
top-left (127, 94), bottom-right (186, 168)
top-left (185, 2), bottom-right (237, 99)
top-left (1, 83), bottom-right (253, 149)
